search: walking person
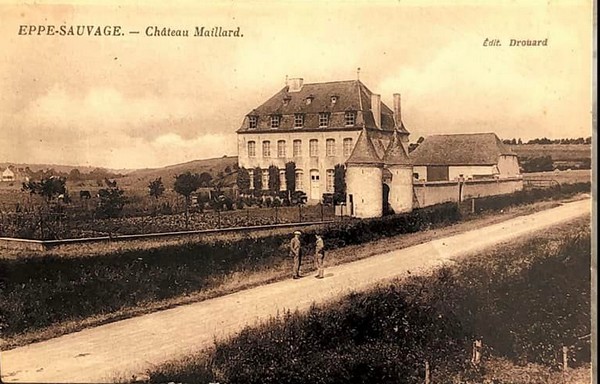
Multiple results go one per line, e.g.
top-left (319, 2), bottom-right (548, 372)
top-left (290, 230), bottom-right (302, 279)
top-left (314, 233), bottom-right (325, 279)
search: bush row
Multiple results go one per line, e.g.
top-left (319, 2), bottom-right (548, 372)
top-left (148, 224), bottom-right (591, 384)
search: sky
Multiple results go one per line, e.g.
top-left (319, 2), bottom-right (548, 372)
top-left (0, 0), bottom-right (593, 170)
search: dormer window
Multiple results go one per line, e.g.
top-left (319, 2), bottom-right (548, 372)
top-left (306, 95), bottom-right (314, 105)
top-left (318, 113), bottom-right (329, 128)
top-left (330, 96), bottom-right (338, 104)
top-left (344, 111), bottom-right (356, 126)
top-left (294, 113), bottom-right (304, 128)
top-left (248, 116), bottom-right (258, 129)
top-left (283, 96), bottom-right (291, 106)
top-left (270, 115), bottom-right (281, 129)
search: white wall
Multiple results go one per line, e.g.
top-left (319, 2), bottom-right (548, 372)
top-left (238, 130), bottom-right (362, 202)
top-left (387, 166), bottom-right (413, 213)
top-left (346, 165), bottom-right (382, 218)
top-left (497, 155), bottom-right (521, 177)
top-left (448, 165), bottom-right (495, 180)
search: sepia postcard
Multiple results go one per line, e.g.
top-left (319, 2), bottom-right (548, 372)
top-left (0, 1), bottom-right (595, 383)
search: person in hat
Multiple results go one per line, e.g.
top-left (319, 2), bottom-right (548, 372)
top-left (314, 233), bottom-right (325, 279)
top-left (290, 230), bottom-right (302, 279)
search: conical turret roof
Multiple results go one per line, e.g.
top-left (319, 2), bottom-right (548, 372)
top-left (383, 129), bottom-right (412, 166)
top-left (346, 128), bottom-right (383, 166)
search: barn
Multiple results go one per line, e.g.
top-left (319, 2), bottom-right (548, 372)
top-left (410, 133), bottom-right (521, 182)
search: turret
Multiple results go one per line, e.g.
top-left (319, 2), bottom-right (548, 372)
top-left (383, 129), bottom-right (413, 214)
top-left (345, 128), bottom-right (383, 218)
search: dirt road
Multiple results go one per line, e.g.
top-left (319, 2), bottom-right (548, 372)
top-left (1, 198), bottom-right (591, 383)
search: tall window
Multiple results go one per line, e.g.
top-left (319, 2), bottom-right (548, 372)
top-left (248, 116), bottom-right (257, 129)
top-left (343, 138), bottom-right (353, 157)
top-left (309, 139), bottom-right (319, 157)
top-left (293, 139), bottom-right (302, 157)
top-left (295, 170), bottom-right (304, 191)
top-left (326, 139), bottom-right (335, 157)
top-left (248, 169), bottom-right (254, 190)
top-left (279, 170), bottom-right (286, 191)
top-left (326, 169), bottom-right (335, 192)
top-left (262, 141), bottom-right (271, 157)
top-left (277, 140), bottom-right (286, 158)
top-left (345, 111), bottom-right (356, 126)
top-left (270, 115), bottom-right (280, 129)
top-left (318, 113), bottom-right (329, 128)
top-left (247, 141), bottom-right (256, 157)
top-left (261, 169), bottom-right (269, 190)
top-left (294, 114), bottom-right (304, 128)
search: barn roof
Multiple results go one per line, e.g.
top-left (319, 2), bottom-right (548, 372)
top-left (410, 133), bottom-right (516, 166)
top-left (238, 80), bottom-right (409, 133)
top-left (347, 128), bottom-right (383, 166)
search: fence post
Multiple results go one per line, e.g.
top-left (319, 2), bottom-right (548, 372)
top-left (217, 209), bottom-right (221, 229)
top-left (562, 346), bottom-right (569, 371)
top-left (298, 204), bottom-right (302, 222)
top-left (320, 203), bottom-right (324, 221)
top-left (424, 360), bottom-right (430, 384)
top-left (471, 339), bottom-right (482, 365)
top-left (275, 205), bottom-right (278, 224)
top-left (471, 198), bottom-right (475, 214)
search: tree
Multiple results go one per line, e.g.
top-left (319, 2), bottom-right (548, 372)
top-left (268, 165), bottom-right (280, 194)
top-left (253, 166), bottom-right (263, 194)
top-left (285, 162), bottom-right (296, 194)
top-left (517, 138), bottom-right (523, 145)
top-left (199, 172), bottom-right (213, 188)
top-left (96, 179), bottom-right (128, 218)
top-left (173, 172), bottom-right (202, 229)
top-left (68, 168), bottom-right (82, 181)
top-left (236, 167), bottom-right (251, 194)
top-left (22, 176), bottom-right (67, 203)
top-left (333, 164), bottom-right (346, 204)
top-left (148, 177), bottom-right (165, 199)
top-left (224, 165), bottom-right (232, 174)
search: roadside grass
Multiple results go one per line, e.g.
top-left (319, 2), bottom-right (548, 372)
top-left (145, 217), bottom-right (590, 383)
top-left (0, 188), bottom-right (590, 350)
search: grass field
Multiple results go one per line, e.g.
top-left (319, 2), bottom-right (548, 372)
top-left (145, 217), bottom-right (591, 383)
top-left (523, 169), bottom-right (591, 184)
top-left (509, 144), bottom-right (591, 161)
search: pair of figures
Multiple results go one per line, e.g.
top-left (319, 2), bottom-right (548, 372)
top-left (290, 230), bottom-right (325, 279)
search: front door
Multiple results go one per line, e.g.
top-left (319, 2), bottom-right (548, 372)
top-left (310, 169), bottom-right (320, 200)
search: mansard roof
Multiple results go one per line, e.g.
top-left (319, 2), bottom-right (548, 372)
top-left (410, 133), bottom-right (516, 166)
top-left (238, 80), bottom-right (409, 134)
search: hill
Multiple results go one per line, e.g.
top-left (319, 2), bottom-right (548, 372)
top-left (0, 162), bottom-right (131, 175)
top-left (508, 144), bottom-right (591, 161)
top-left (118, 156), bottom-right (239, 189)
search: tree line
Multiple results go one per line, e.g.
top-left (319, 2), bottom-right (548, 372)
top-left (502, 137), bottom-right (591, 145)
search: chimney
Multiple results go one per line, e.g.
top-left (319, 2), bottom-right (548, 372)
top-left (371, 94), bottom-right (381, 129)
top-left (393, 93), bottom-right (401, 127)
top-left (288, 78), bottom-right (304, 92)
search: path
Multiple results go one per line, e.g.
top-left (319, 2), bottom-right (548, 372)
top-left (1, 198), bottom-right (591, 383)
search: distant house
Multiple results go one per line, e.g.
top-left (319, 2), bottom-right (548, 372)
top-left (410, 133), bottom-right (521, 181)
top-left (2, 167), bottom-right (15, 182)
